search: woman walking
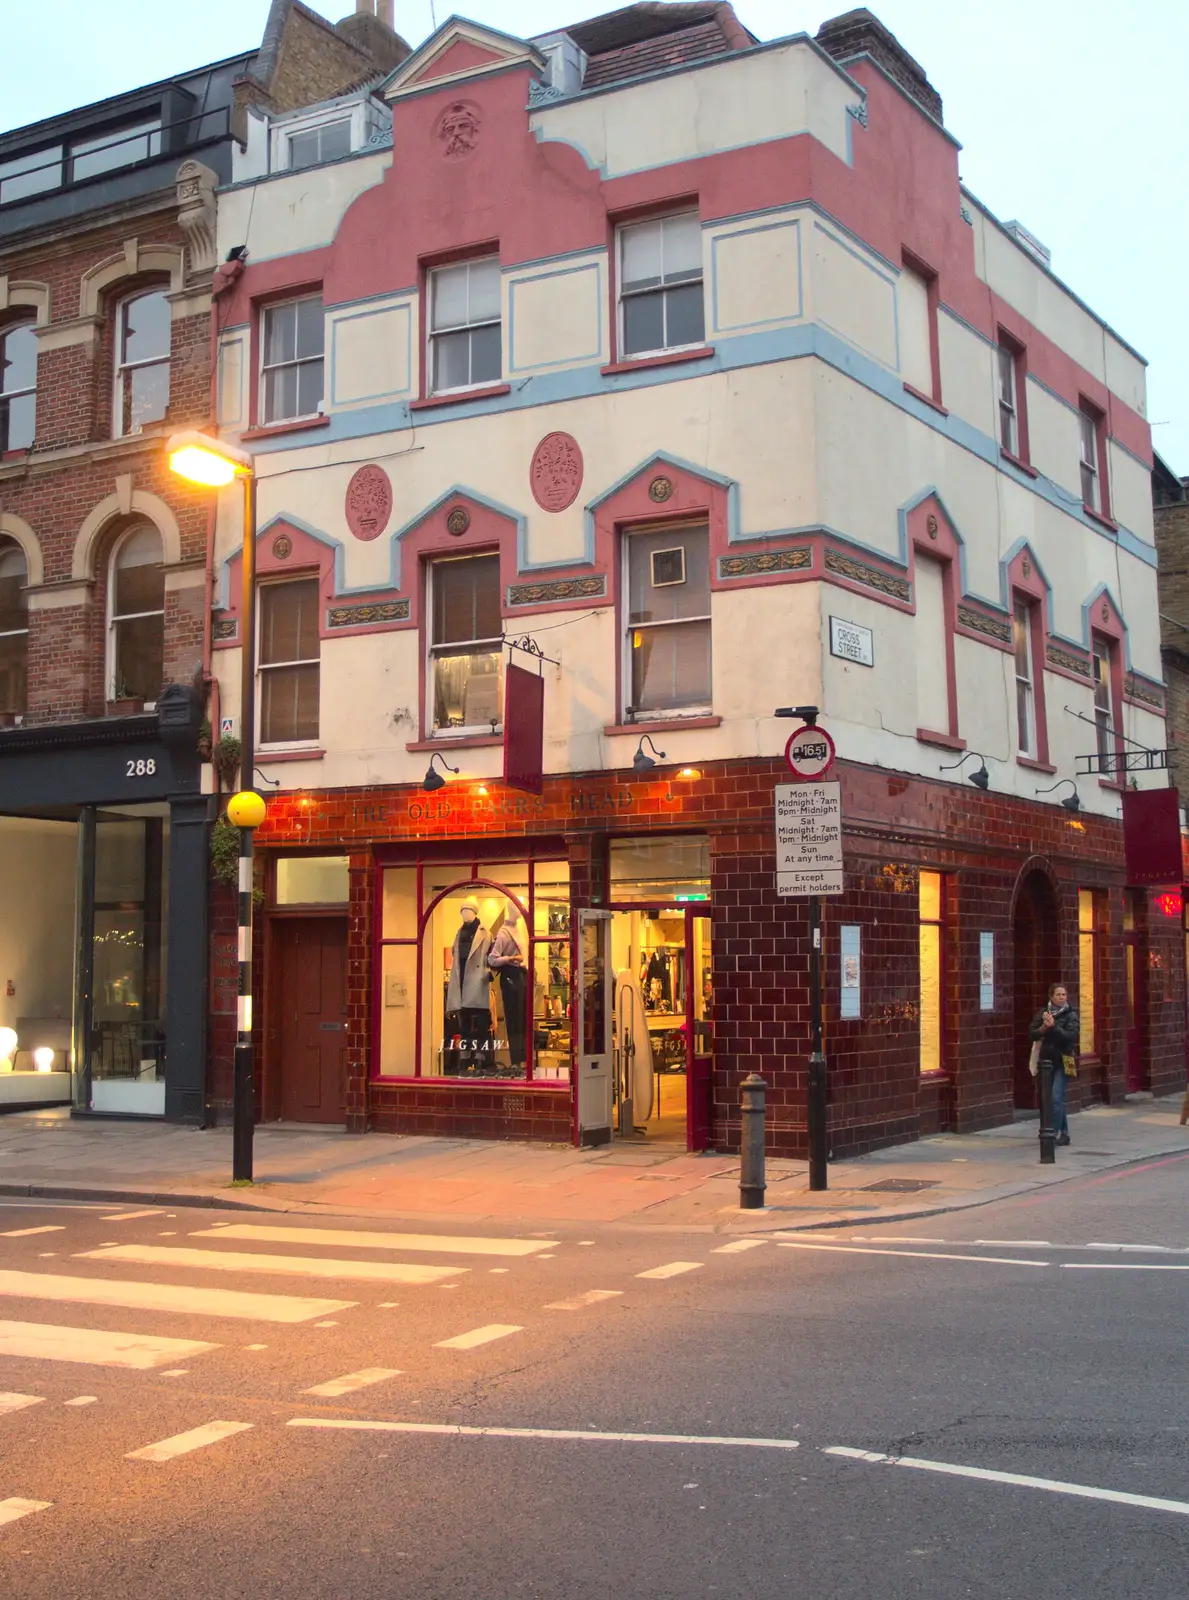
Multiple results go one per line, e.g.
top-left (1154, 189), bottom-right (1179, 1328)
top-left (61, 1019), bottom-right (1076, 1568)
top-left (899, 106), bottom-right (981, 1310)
top-left (1029, 983), bottom-right (1080, 1146)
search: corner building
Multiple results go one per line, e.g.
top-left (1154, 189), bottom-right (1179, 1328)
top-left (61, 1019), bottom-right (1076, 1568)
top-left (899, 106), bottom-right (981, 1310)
top-left (207, 4), bottom-right (1184, 1152)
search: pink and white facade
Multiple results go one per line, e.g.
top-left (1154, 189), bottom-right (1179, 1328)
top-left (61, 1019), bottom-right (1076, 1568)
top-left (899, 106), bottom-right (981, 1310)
top-left (203, 5), bottom-right (1181, 1152)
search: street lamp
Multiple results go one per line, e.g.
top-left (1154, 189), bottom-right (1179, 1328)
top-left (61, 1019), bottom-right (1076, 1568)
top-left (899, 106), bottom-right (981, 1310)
top-left (168, 431), bottom-right (259, 1182)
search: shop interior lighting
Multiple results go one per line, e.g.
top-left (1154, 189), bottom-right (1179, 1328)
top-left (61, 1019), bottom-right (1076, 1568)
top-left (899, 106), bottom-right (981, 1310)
top-left (33, 1047), bottom-right (55, 1073)
top-left (1036, 777), bottom-right (1082, 813)
top-left (632, 735), bottom-right (667, 773)
top-left (0, 1026), bottom-right (16, 1071)
top-left (940, 750), bottom-right (990, 790)
top-left (423, 751), bottom-right (460, 792)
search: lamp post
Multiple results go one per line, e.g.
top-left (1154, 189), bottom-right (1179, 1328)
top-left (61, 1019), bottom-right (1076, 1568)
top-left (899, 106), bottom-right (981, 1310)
top-left (167, 431), bottom-right (260, 1181)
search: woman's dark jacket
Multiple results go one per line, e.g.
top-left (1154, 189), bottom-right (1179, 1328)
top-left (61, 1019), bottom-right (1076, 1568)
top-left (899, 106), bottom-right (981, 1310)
top-left (1029, 1004), bottom-right (1080, 1067)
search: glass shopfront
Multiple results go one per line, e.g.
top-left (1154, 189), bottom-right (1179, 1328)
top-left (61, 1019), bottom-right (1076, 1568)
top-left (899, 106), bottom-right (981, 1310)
top-left (377, 849), bottom-right (570, 1083)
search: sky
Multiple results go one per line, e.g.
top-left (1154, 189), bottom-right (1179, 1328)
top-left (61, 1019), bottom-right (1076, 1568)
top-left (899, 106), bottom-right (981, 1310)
top-left (3, 0), bottom-right (1187, 472)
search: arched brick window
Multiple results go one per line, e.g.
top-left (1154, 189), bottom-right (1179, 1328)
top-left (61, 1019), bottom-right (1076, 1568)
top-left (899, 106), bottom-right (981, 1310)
top-left (112, 288), bottom-right (171, 436)
top-left (0, 318), bottom-right (37, 452)
top-left (0, 539), bottom-right (28, 715)
top-left (107, 524), bottom-right (164, 705)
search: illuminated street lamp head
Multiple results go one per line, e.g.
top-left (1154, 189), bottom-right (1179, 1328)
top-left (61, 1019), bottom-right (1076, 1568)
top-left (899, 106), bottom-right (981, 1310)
top-left (166, 430), bottom-right (252, 488)
top-left (227, 789), bottom-right (267, 829)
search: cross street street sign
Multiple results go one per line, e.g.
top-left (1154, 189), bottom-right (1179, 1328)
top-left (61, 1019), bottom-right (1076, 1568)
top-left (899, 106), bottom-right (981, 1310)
top-left (775, 780), bottom-right (843, 896)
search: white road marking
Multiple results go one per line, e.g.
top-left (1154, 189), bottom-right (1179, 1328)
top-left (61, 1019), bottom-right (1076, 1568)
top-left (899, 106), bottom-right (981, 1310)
top-left (77, 1245), bottom-right (465, 1285)
top-left (777, 1242), bottom-right (1048, 1268)
top-left (974, 1240), bottom-right (1054, 1248)
top-left (824, 1446), bottom-right (1189, 1517)
top-left (545, 1289), bottom-right (624, 1310)
top-left (189, 1224), bottom-right (553, 1258)
top-left (127, 1420), bottom-right (253, 1463)
top-left (63, 1396), bottom-right (98, 1406)
top-left (636, 1262), bottom-right (703, 1280)
top-left (0, 1268), bottom-right (355, 1324)
top-left (244, 1344), bottom-right (267, 1351)
top-left (1062, 1263), bottom-right (1189, 1272)
top-left (102, 1210), bottom-right (161, 1221)
top-left (36, 1253), bottom-right (57, 1258)
top-left (304, 1367), bottom-right (401, 1398)
top-left (314, 1321), bottom-right (339, 1328)
top-left (0, 1393), bottom-right (44, 1415)
top-left (1, 1226), bottom-right (65, 1238)
top-left (0, 1320), bottom-right (218, 1370)
top-left (289, 1419), bottom-right (801, 1450)
top-left (160, 1369), bottom-right (190, 1378)
top-left (1084, 1243), bottom-right (1175, 1253)
top-left (847, 1236), bottom-right (947, 1245)
top-left (0, 1497), bottom-right (51, 1526)
top-left (712, 1240), bottom-right (768, 1254)
top-left (435, 1324), bottom-right (524, 1350)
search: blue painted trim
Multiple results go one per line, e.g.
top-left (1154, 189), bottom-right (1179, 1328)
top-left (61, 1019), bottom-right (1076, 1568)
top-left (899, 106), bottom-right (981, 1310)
top-left (327, 286), bottom-right (417, 314)
top-left (330, 302), bottom-right (412, 405)
top-left (219, 512), bottom-right (349, 611)
top-left (710, 219), bottom-right (803, 334)
top-left (381, 15), bottom-right (544, 95)
top-left (507, 261), bottom-right (603, 373)
top-left (896, 485), bottom-right (969, 593)
top-left (583, 449), bottom-right (739, 564)
top-left (387, 484), bottom-right (530, 587)
top-left (1081, 584), bottom-right (1133, 670)
top-left (811, 221), bottom-right (899, 372)
top-left (998, 537), bottom-right (1053, 617)
top-left (234, 321), bottom-right (1158, 571)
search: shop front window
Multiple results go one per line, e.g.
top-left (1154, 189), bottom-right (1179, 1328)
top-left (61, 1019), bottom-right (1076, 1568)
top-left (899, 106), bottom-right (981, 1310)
top-left (89, 808), bottom-right (168, 1114)
top-left (609, 836), bottom-right (710, 902)
top-left (919, 869), bottom-right (943, 1075)
top-left (377, 854), bottom-right (569, 1082)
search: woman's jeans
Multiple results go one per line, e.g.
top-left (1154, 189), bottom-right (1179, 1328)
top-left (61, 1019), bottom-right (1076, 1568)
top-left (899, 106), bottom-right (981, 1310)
top-left (1045, 1060), bottom-right (1069, 1136)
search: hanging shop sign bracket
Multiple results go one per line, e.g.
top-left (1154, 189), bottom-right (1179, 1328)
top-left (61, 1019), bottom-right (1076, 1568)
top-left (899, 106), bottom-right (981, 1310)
top-left (503, 634), bottom-right (559, 670)
top-left (1063, 705), bottom-right (1169, 776)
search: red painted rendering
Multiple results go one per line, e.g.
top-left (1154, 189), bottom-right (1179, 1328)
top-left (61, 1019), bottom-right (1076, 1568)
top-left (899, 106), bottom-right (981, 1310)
top-left (403, 36), bottom-right (511, 86)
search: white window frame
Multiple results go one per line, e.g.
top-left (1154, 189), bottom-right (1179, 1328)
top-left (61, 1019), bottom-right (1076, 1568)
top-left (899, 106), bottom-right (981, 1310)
top-left (259, 295), bottom-right (325, 425)
top-left (107, 525), bottom-right (164, 707)
top-left (257, 576), bottom-right (322, 751)
top-left (997, 343), bottom-right (1018, 455)
top-left (0, 317), bottom-right (37, 451)
top-left (285, 116), bottom-right (353, 172)
top-left (1079, 408), bottom-right (1101, 511)
top-left (426, 258), bottom-right (502, 397)
top-left (1092, 637), bottom-right (1113, 764)
top-left (112, 288), bottom-right (171, 438)
top-left (1013, 597), bottom-right (1035, 757)
top-left (616, 212), bottom-right (705, 361)
top-left (0, 540), bottom-right (29, 716)
top-left (425, 553), bottom-right (504, 736)
top-left (269, 103), bottom-right (368, 173)
top-left (621, 522), bottom-right (712, 722)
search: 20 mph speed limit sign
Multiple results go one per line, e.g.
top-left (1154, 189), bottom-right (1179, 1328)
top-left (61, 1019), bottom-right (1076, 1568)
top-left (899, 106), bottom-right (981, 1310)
top-left (784, 724), bottom-right (835, 780)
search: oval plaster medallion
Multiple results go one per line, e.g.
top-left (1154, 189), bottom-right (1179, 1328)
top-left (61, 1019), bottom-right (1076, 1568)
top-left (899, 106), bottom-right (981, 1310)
top-left (530, 432), bottom-right (584, 513)
top-left (345, 464), bottom-right (393, 542)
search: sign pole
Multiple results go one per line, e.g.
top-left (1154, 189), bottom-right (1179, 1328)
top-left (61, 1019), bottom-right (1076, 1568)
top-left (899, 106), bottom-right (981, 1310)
top-left (807, 893), bottom-right (827, 1190)
top-left (774, 706), bottom-right (838, 1192)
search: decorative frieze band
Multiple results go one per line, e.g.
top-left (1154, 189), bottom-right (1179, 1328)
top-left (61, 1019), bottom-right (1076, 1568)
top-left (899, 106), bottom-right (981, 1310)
top-left (1046, 643), bottom-right (1091, 679)
top-left (718, 547), bottom-right (812, 579)
top-left (1125, 672), bottom-right (1165, 711)
top-left (824, 548), bottom-right (911, 602)
top-left (327, 599), bottom-right (410, 629)
top-left (507, 574), bottom-right (606, 607)
top-left (956, 604), bottom-right (1012, 645)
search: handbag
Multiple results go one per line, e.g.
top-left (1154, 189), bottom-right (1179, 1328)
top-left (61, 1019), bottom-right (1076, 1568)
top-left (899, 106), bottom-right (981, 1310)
top-left (1063, 1055), bottom-right (1077, 1079)
top-left (1028, 1040), bottom-right (1041, 1078)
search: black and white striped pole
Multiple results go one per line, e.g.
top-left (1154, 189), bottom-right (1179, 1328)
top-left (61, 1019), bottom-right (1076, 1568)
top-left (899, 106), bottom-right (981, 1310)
top-left (166, 432), bottom-right (258, 1184)
top-left (226, 788), bottom-right (265, 1181)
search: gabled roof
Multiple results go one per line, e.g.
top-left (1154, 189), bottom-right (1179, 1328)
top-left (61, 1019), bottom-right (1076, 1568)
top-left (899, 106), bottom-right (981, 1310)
top-left (382, 17), bottom-right (544, 101)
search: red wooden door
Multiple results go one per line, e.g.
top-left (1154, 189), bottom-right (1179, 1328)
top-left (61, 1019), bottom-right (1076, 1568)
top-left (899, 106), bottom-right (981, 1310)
top-left (273, 918), bottom-right (348, 1123)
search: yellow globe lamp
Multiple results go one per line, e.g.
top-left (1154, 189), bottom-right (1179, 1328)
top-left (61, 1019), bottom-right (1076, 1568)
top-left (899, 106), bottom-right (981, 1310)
top-left (227, 790), bottom-right (267, 830)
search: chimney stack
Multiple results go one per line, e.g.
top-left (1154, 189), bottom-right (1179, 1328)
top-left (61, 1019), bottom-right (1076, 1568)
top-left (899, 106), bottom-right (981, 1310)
top-left (816, 9), bottom-right (942, 124)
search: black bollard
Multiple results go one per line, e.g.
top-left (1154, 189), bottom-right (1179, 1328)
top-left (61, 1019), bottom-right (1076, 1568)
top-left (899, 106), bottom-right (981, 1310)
top-left (1038, 1060), bottom-right (1056, 1164)
top-left (740, 1073), bottom-right (767, 1209)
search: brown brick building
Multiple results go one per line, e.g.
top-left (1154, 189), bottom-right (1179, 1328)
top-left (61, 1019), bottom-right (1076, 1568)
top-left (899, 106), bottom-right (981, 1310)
top-left (0, 0), bottom-right (407, 1120)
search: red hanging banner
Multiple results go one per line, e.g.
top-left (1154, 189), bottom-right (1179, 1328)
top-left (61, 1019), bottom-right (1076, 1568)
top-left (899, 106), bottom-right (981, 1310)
top-left (1122, 787), bottom-right (1184, 885)
top-left (503, 661), bottom-right (545, 795)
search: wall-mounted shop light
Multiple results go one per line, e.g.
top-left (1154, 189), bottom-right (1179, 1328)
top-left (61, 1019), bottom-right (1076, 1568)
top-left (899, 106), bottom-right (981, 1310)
top-left (633, 735), bottom-right (666, 773)
top-left (1037, 778), bottom-right (1081, 813)
top-left (940, 750), bottom-right (990, 790)
top-left (423, 752), bottom-right (460, 792)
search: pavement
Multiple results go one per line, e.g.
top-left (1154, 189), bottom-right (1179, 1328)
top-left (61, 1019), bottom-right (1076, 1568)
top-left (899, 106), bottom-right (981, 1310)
top-left (0, 1092), bottom-right (1184, 1231)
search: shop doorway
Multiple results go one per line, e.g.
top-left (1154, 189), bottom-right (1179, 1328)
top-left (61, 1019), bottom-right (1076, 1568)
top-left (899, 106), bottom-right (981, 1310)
top-left (1122, 891), bottom-right (1148, 1092)
top-left (1012, 869), bottom-right (1060, 1110)
top-left (608, 904), bottom-right (713, 1148)
top-left (271, 917), bottom-right (348, 1123)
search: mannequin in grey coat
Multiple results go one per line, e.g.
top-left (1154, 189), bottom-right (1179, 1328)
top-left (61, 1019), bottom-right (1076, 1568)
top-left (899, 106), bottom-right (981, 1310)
top-left (445, 901), bottom-right (492, 1072)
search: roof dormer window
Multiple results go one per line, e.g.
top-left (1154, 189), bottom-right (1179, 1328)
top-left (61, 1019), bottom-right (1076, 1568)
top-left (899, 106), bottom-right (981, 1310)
top-left (71, 120), bottom-right (161, 181)
top-left (288, 118), bottom-right (352, 171)
top-left (0, 146), bottom-right (62, 204)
